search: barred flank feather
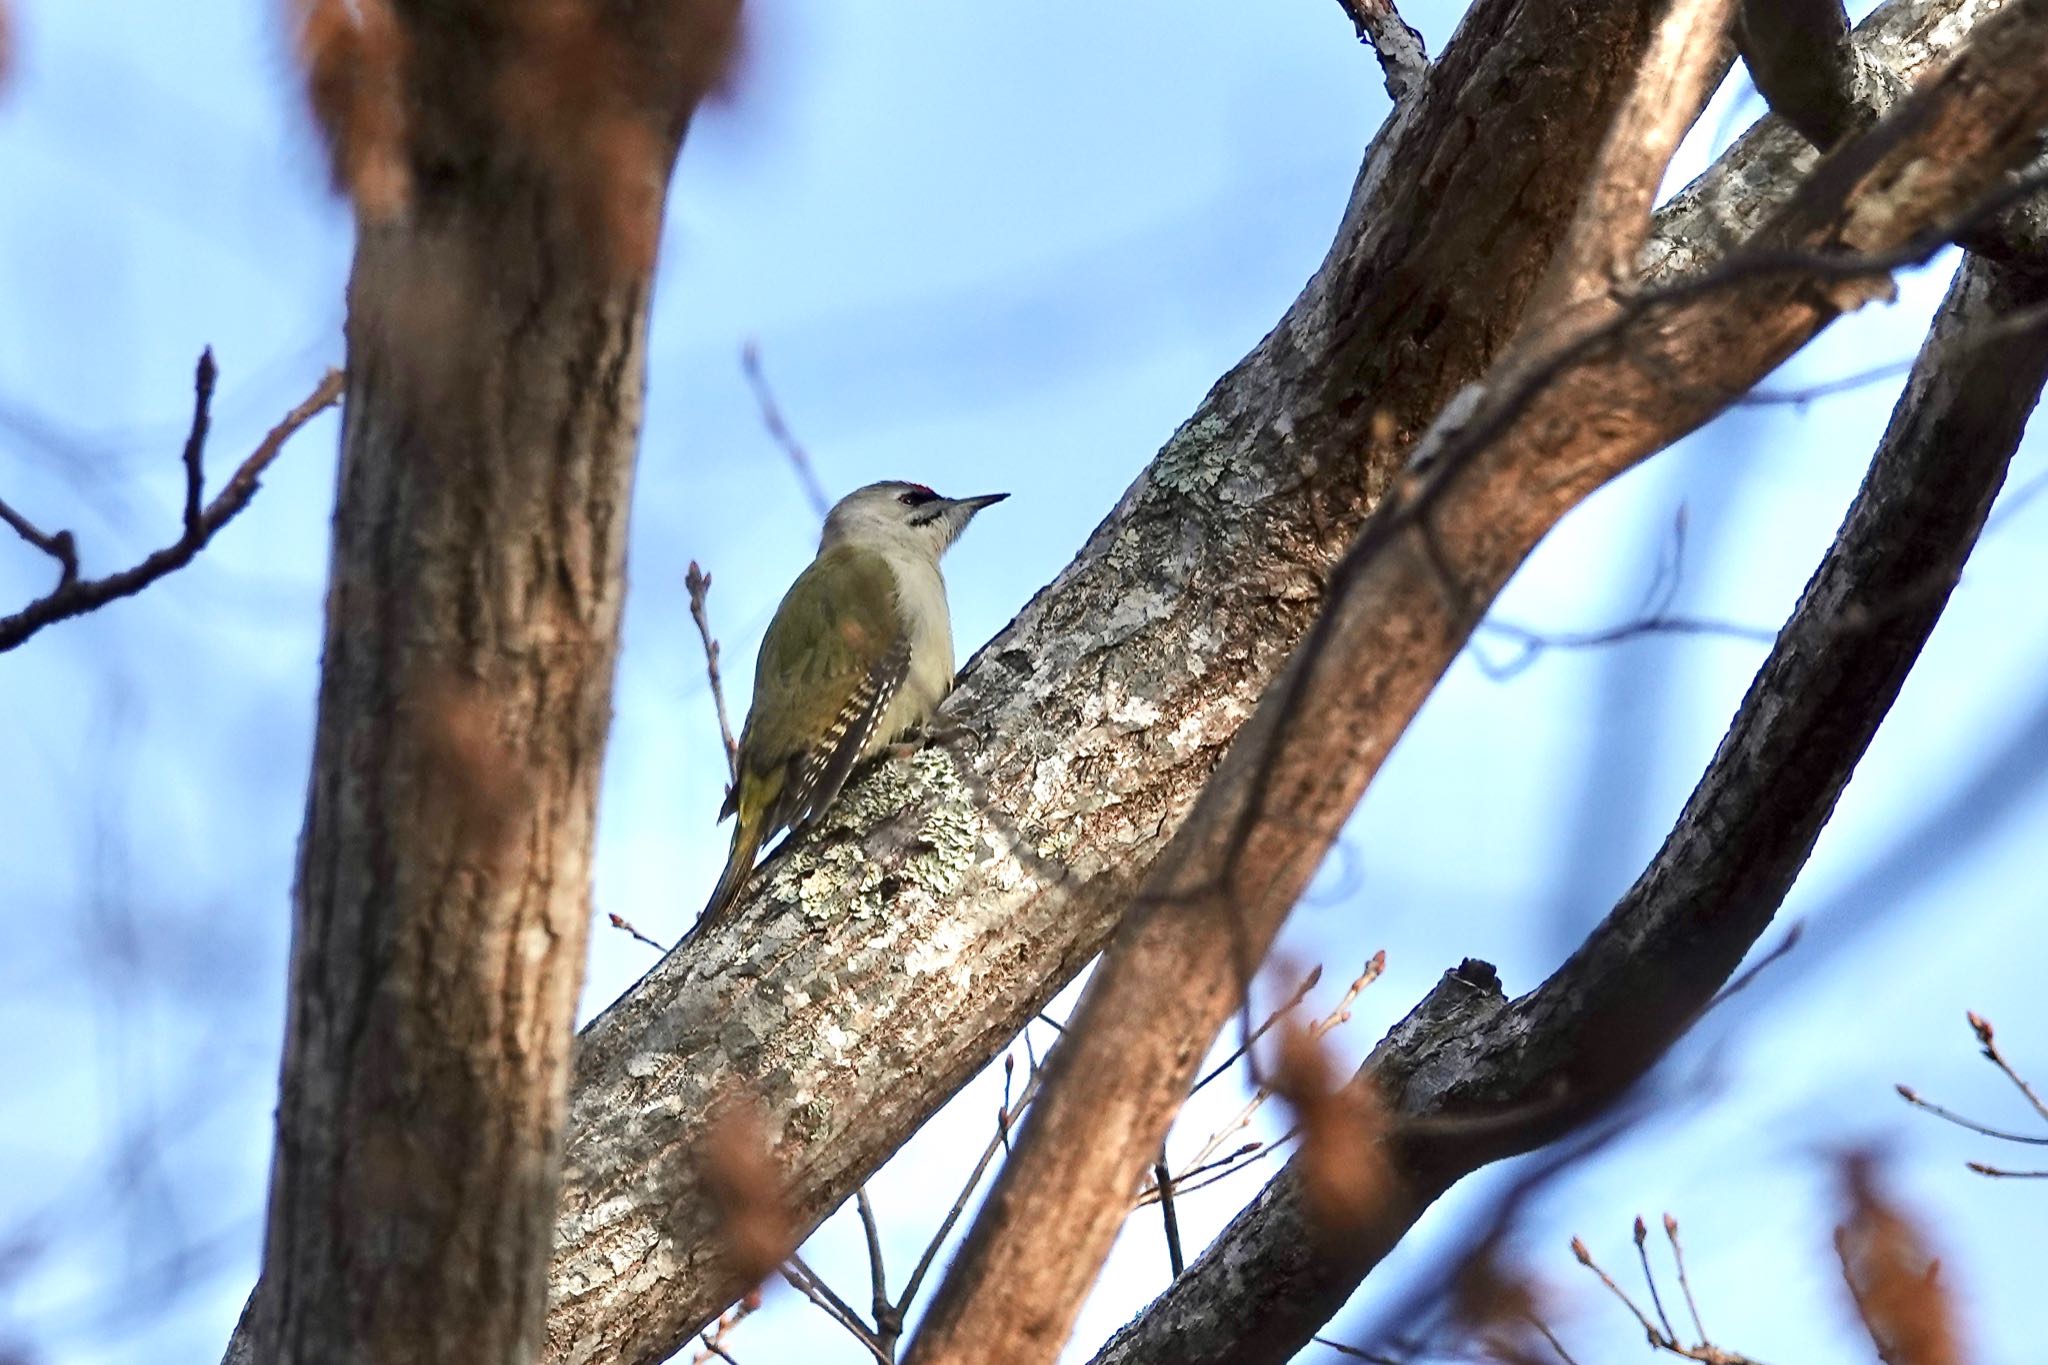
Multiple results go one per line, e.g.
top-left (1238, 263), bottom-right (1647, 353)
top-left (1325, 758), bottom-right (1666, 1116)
top-left (696, 626), bottom-right (911, 934)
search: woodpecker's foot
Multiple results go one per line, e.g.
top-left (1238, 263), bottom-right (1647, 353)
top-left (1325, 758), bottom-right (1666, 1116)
top-left (918, 719), bottom-right (983, 751)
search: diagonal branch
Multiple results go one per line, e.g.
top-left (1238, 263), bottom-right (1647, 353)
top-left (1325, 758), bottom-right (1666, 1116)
top-left (0, 355), bottom-right (343, 654)
top-left (1091, 247), bottom-right (2048, 1365)
top-left (511, 6), bottom-right (2037, 1365)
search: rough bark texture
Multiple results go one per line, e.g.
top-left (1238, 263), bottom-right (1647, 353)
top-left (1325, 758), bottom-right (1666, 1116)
top-left (1090, 248), bottom-right (2048, 1365)
top-left (235, 3), bottom-right (737, 1360)
top-left (542, 3), bottom-right (1678, 1361)
top-left (537, 3), bottom-right (2031, 1362)
top-left (900, 5), bottom-right (1745, 1358)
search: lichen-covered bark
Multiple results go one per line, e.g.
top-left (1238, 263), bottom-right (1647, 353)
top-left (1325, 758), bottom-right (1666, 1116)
top-left (546, 2), bottom-right (1680, 1359)
top-left (541, 2), bottom-right (2040, 1361)
top-left (1091, 247), bottom-right (2048, 1365)
top-left (901, 5), bottom-right (1745, 1356)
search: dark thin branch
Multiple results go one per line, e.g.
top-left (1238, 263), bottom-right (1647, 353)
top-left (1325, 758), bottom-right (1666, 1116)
top-left (1, 355), bottom-right (344, 653)
top-left (180, 349), bottom-right (215, 535)
top-left (1333, 0), bottom-right (1429, 105)
top-left (855, 1188), bottom-right (899, 1355)
top-left (1634, 1218), bottom-right (1678, 1344)
top-left (739, 341), bottom-right (831, 521)
top-left (1151, 1154), bottom-right (1184, 1279)
top-left (1737, 0), bottom-right (1861, 148)
top-left (0, 494), bottom-right (78, 589)
top-left (1091, 251), bottom-right (2048, 1365)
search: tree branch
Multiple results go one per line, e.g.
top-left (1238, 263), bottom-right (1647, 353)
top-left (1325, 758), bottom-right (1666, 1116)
top-left (539, 5), bottom-right (1687, 1362)
top-left (1090, 247), bottom-right (2048, 1365)
top-left (0, 355), bottom-right (342, 654)
top-left (1333, 0), bottom-right (1430, 105)
top-left (516, 5), bottom-right (2036, 1364)
top-left (897, 5), bottom-right (1757, 1355)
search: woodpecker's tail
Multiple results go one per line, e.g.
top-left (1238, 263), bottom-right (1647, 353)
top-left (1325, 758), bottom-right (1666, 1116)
top-left (698, 813), bottom-right (766, 936)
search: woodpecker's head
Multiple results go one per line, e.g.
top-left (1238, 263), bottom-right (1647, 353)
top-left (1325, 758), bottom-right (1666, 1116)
top-left (820, 481), bottom-right (1008, 560)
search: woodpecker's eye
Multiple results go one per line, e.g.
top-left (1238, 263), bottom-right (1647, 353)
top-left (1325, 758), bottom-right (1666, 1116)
top-left (897, 485), bottom-right (940, 507)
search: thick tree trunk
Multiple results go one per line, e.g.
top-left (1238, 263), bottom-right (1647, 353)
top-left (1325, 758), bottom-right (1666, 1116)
top-left (236, 4), bottom-right (735, 1359)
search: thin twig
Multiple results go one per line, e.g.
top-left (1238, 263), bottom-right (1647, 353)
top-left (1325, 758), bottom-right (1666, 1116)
top-left (1665, 1214), bottom-right (1708, 1347)
top-left (1176, 955), bottom-right (1385, 1182)
top-left (1153, 1152), bottom-right (1184, 1278)
top-left (1525, 1311), bottom-right (1583, 1365)
top-left (740, 341), bottom-right (831, 520)
top-left (782, 1256), bottom-right (887, 1364)
top-left (1193, 963), bottom-right (1321, 1093)
top-left (1966, 1161), bottom-right (2048, 1178)
top-left (1571, 1237), bottom-right (1664, 1343)
top-left (855, 1187), bottom-right (896, 1350)
top-left (1635, 1216), bottom-right (1677, 1343)
top-left (1895, 1085), bottom-right (2048, 1145)
top-left (1968, 1011), bottom-right (2048, 1125)
top-left (606, 911), bottom-right (666, 952)
top-left (180, 348), bottom-right (215, 536)
top-left (0, 494), bottom-right (78, 588)
top-left (686, 561), bottom-right (740, 782)
top-left (0, 356), bottom-right (344, 653)
top-left (1310, 1336), bottom-right (1404, 1363)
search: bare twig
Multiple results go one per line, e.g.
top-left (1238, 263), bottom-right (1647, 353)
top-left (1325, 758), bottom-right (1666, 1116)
top-left (1572, 1232), bottom-right (1768, 1365)
top-left (740, 341), bottom-right (831, 520)
top-left (1151, 1153), bottom-right (1184, 1278)
top-left (855, 1188), bottom-right (899, 1352)
top-left (1174, 956), bottom-right (1384, 1184)
top-left (686, 561), bottom-right (741, 782)
top-left (1665, 1215), bottom-right (1709, 1347)
top-left (1634, 1217), bottom-right (1677, 1344)
top-left (1310, 1338), bottom-right (1403, 1363)
top-left (1192, 964), bottom-right (1321, 1093)
top-left (783, 1255), bottom-right (888, 1365)
top-left (1572, 1237), bottom-right (1663, 1344)
top-left (180, 349), bottom-right (214, 536)
top-left (1964, 1161), bottom-right (2048, 1178)
top-left (1895, 1084), bottom-right (2048, 1145)
top-left (1333, 0), bottom-right (1429, 105)
top-left (606, 911), bottom-right (666, 952)
top-left (1967, 1011), bottom-right (2048, 1125)
top-left (1, 354), bottom-right (344, 653)
top-left (1527, 1312), bottom-right (1583, 1365)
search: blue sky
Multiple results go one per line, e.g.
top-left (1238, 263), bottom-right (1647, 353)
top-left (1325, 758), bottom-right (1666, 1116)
top-left (3, 2), bottom-right (2046, 1362)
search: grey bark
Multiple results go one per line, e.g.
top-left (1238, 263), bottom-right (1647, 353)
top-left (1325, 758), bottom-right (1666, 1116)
top-left (1091, 247), bottom-right (2048, 1365)
top-left (538, 3), bottom-right (2040, 1363)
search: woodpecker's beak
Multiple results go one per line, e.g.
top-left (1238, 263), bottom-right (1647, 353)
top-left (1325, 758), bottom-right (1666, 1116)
top-left (931, 492), bottom-right (1007, 550)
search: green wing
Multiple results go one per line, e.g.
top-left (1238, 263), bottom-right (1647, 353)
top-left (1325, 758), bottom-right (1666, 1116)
top-left (722, 545), bottom-right (909, 839)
